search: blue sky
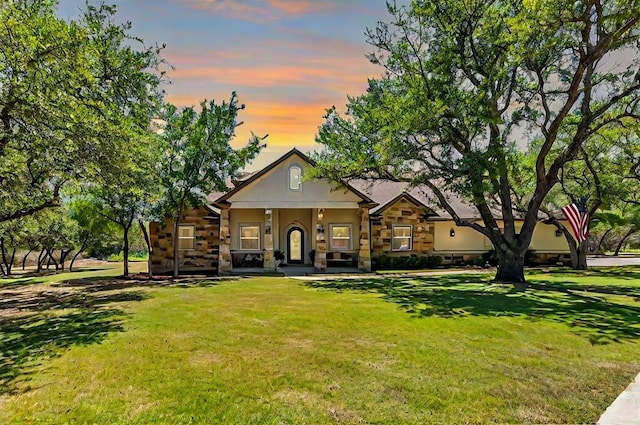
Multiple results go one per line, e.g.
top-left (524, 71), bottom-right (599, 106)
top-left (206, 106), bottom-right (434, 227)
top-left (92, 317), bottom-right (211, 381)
top-left (58, 0), bottom-right (392, 169)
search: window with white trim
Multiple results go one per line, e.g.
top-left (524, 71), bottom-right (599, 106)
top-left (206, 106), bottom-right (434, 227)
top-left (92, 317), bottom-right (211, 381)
top-left (239, 225), bottom-right (260, 250)
top-left (178, 225), bottom-right (196, 250)
top-left (289, 165), bottom-right (302, 191)
top-left (330, 224), bottom-right (352, 250)
top-left (392, 225), bottom-right (413, 251)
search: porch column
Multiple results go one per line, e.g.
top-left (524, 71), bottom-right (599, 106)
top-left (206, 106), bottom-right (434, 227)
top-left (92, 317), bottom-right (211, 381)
top-left (263, 208), bottom-right (275, 270)
top-left (218, 206), bottom-right (232, 275)
top-left (314, 208), bottom-right (327, 271)
top-left (358, 207), bottom-right (372, 271)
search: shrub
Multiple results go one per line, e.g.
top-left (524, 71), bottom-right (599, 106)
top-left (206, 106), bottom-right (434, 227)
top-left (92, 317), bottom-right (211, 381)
top-left (107, 251), bottom-right (148, 262)
top-left (376, 255), bottom-right (392, 270)
top-left (373, 254), bottom-right (442, 271)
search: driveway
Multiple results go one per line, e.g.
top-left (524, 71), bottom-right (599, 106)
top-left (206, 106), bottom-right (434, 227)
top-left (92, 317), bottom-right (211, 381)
top-left (588, 256), bottom-right (640, 267)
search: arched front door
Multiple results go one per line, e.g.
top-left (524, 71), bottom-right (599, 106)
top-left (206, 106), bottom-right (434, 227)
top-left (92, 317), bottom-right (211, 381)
top-left (287, 227), bottom-right (304, 264)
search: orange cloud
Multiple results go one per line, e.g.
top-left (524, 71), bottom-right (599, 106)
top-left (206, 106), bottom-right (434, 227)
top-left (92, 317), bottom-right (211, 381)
top-left (169, 62), bottom-right (368, 87)
top-left (180, 0), bottom-right (339, 20)
top-left (163, 94), bottom-right (336, 154)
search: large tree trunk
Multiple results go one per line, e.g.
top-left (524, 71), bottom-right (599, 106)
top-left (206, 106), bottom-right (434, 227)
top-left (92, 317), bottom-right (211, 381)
top-left (123, 224), bottom-right (131, 277)
top-left (8, 248), bottom-right (15, 275)
top-left (568, 240), bottom-right (588, 269)
top-left (0, 237), bottom-right (11, 276)
top-left (576, 243), bottom-right (588, 269)
top-left (494, 248), bottom-right (526, 284)
top-left (613, 228), bottom-right (636, 256)
top-left (70, 236), bottom-right (89, 272)
top-left (173, 216), bottom-right (180, 278)
top-left (556, 224), bottom-right (587, 270)
top-left (139, 219), bottom-right (153, 280)
top-left (567, 238), bottom-right (579, 268)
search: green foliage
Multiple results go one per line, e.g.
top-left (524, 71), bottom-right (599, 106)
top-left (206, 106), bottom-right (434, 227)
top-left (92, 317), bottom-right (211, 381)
top-left (157, 94), bottom-right (266, 276)
top-left (158, 94), bottom-right (266, 216)
top-left (68, 197), bottom-right (120, 257)
top-left (311, 0), bottom-right (640, 283)
top-left (107, 251), bottom-right (148, 262)
top-left (373, 254), bottom-right (442, 271)
top-left (0, 1), bottom-right (164, 224)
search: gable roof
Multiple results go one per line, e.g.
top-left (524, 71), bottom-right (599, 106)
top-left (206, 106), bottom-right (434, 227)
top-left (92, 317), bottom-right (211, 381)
top-left (349, 180), bottom-right (484, 220)
top-left (212, 148), bottom-right (376, 206)
top-left (370, 191), bottom-right (438, 216)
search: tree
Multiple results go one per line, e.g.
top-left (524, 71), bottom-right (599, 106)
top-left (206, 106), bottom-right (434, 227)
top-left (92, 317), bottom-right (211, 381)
top-left (83, 132), bottom-right (162, 277)
top-left (0, 1), bottom-right (164, 224)
top-left (310, 0), bottom-right (640, 283)
top-left (68, 197), bottom-right (119, 272)
top-left (158, 94), bottom-right (266, 278)
top-left (18, 207), bottom-right (79, 273)
top-left (537, 125), bottom-right (633, 268)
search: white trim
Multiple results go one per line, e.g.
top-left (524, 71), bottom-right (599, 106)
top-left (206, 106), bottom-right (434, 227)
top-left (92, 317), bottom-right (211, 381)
top-left (392, 224), bottom-right (413, 251)
top-left (239, 223), bottom-right (261, 251)
top-left (178, 225), bottom-right (196, 250)
top-left (329, 223), bottom-right (352, 251)
top-left (283, 222), bottom-right (310, 264)
top-left (288, 165), bottom-right (302, 191)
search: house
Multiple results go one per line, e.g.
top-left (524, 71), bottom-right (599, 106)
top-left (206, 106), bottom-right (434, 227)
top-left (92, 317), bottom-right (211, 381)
top-left (149, 148), bottom-right (572, 274)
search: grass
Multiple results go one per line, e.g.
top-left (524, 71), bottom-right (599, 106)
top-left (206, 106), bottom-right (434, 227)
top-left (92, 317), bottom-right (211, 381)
top-left (107, 251), bottom-right (149, 262)
top-left (0, 267), bottom-right (639, 423)
top-left (0, 262), bottom-right (147, 288)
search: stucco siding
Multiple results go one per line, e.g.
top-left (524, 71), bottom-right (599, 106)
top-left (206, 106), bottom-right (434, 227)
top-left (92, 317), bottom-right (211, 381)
top-left (323, 209), bottom-right (360, 252)
top-left (530, 221), bottom-right (572, 253)
top-left (432, 220), bottom-right (571, 254)
top-left (278, 209), bottom-right (313, 263)
top-left (433, 221), bottom-right (488, 252)
top-left (229, 209), bottom-right (265, 251)
top-left (227, 155), bottom-right (362, 208)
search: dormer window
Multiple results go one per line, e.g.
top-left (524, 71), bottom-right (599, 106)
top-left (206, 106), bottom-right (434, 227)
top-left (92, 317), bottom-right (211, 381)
top-left (289, 165), bottom-right (302, 191)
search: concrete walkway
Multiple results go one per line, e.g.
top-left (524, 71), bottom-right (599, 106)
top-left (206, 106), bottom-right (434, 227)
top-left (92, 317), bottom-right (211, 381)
top-left (597, 372), bottom-right (640, 425)
top-left (588, 255), bottom-right (640, 267)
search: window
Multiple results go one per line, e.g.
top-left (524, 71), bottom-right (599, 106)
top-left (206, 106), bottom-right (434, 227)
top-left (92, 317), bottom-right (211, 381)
top-left (178, 225), bottom-right (195, 250)
top-left (330, 224), bottom-right (352, 250)
top-left (240, 225), bottom-right (260, 250)
top-left (392, 225), bottom-right (413, 251)
top-left (289, 165), bottom-right (302, 190)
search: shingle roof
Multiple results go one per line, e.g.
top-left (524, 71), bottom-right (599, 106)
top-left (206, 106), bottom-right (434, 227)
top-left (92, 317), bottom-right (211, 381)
top-left (203, 148), bottom-right (507, 221)
top-left (348, 180), bottom-right (483, 219)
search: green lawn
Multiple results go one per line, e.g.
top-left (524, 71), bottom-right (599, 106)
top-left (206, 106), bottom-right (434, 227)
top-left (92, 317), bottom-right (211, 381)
top-left (0, 262), bottom-right (148, 288)
top-left (1, 267), bottom-right (639, 423)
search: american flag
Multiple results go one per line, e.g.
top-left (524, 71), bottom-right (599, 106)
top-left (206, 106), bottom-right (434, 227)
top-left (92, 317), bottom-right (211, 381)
top-left (561, 203), bottom-right (590, 243)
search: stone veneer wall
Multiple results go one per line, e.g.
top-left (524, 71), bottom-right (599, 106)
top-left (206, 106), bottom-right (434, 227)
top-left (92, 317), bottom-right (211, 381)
top-left (149, 207), bottom-right (220, 274)
top-left (371, 198), bottom-right (434, 257)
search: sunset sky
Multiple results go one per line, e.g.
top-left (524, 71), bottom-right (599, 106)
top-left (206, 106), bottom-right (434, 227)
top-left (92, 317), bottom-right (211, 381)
top-left (58, 0), bottom-right (392, 170)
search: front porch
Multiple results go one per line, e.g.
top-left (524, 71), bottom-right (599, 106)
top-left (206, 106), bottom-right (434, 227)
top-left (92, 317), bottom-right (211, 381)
top-left (218, 206), bottom-right (372, 274)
